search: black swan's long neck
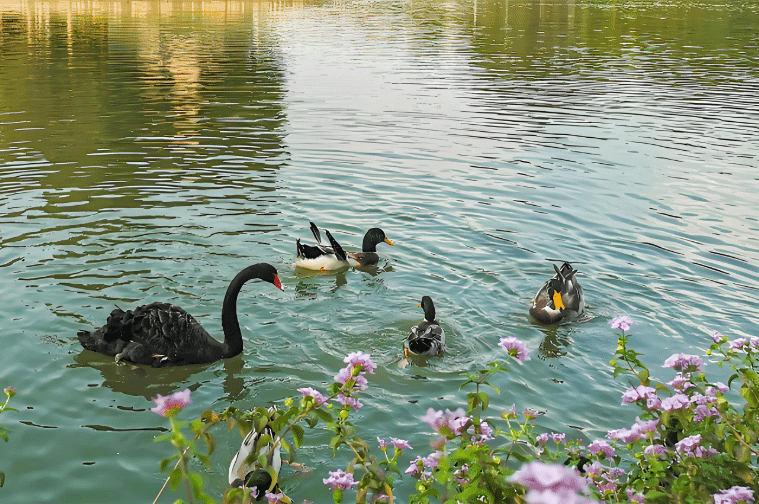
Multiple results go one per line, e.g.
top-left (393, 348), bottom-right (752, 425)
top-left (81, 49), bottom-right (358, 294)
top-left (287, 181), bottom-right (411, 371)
top-left (220, 264), bottom-right (271, 358)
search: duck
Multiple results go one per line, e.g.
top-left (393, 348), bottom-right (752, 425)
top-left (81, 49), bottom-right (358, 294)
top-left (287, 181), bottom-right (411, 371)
top-left (346, 227), bottom-right (395, 267)
top-left (228, 408), bottom-right (283, 500)
top-left (529, 262), bottom-right (584, 324)
top-left (77, 263), bottom-right (283, 367)
top-left (295, 222), bottom-right (394, 270)
top-left (404, 296), bottom-right (446, 357)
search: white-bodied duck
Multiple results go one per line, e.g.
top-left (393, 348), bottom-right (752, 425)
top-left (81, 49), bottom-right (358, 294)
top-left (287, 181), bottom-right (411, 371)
top-left (295, 222), bottom-right (393, 271)
top-left (228, 407), bottom-right (286, 501)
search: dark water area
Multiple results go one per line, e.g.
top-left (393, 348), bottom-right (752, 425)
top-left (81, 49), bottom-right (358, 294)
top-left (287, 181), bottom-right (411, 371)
top-left (0, 0), bottom-right (758, 502)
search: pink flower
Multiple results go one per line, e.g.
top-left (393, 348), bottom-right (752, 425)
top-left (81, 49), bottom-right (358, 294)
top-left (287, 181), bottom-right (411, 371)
top-left (587, 440), bottom-right (615, 459)
top-left (334, 367), bottom-right (367, 390)
top-left (421, 408), bottom-right (466, 434)
top-left (150, 389), bottom-right (191, 417)
top-left (644, 444), bottom-right (667, 455)
top-left (550, 433), bottom-right (566, 443)
top-left (3, 386), bottom-right (16, 397)
top-left (675, 434), bottom-right (717, 458)
top-left (667, 374), bottom-right (696, 391)
top-left (607, 419), bottom-right (657, 443)
top-left (265, 491), bottom-right (287, 503)
top-left (536, 433), bottom-right (550, 445)
top-left (297, 387), bottom-right (328, 406)
top-left (621, 385), bottom-right (658, 405)
top-left (405, 457), bottom-right (425, 477)
top-left (662, 353), bottom-right (704, 373)
top-left (523, 408), bottom-right (539, 420)
top-left (661, 393), bottom-right (691, 411)
top-left (508, 461), bottom-right (593, 504)
top-left (729, 338), bottom-right (748, 350)
top-left (711, 331), bottom-right (724, 343)
top-left (584, 462), bottom-right (603, 478)
top-left (706, 382), bottom-right (729, 394)
top-left (627, 489), bottom-right (645, 503)
top-left (322, 469), bottom-right (358, 490)
top-left (499, 337), bottom-right (532, 364)
top-left (336, 394), bottom-right (362, 411)
top-left (693, 404), bottom-right (720, 422)
top-left (503, 404), bottom-right (517, 419)
top-left (343, 351), bottom-right (376, 374)
top-left (406, 452), bottom-right (442, 478)
top-left (610, 316), bottom-right (633, 332)
top-left (377, 437), bottom-right (388, 448)
top-left (390, 437), bottom-right (412, 450)
top-left (713, 486), bottom-right (755, 504)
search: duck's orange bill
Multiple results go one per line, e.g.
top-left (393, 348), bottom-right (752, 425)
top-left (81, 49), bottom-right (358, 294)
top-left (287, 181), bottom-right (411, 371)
top-left (385, 238), bottom-right (395, 246)
top-left (274, 274), bottom-right (284, 291)
top-left (553, 290), bottom-right (565, 310)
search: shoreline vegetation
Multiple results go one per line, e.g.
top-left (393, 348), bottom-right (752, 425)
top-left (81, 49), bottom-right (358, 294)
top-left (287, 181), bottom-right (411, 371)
top-left (9, 317), bottom-right (745, 504)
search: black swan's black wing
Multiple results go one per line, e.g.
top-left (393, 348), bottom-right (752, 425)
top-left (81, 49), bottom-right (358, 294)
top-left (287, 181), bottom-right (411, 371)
top-left (78, 302), bottom-right (218, 364)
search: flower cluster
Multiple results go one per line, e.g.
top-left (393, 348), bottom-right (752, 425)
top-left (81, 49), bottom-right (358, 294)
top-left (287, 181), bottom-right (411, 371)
top-left (322, 469), bottom-right (359, 490)
top-left (405, 451), bottom-right (441, 479)
top-left (508, 461), bottom-right (595, 504)
top-left (297, 351), bottom-right (376, 412)
top-left (334, 351), bottom-right (376, 411)
top-left (713, 486), bottom-right (755, 504)
top-left (420, 407), bottom-right (493, 443)
top-left (377, 437), bottom-right (412, 451)
top-left (536, 432), bottom-right (565, 446)
top-left (610, 316), bottom-right (633, 332)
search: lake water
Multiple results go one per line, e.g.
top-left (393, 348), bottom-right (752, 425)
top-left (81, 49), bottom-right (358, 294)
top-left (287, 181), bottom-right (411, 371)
top-left (1, 0), bottom-right (758, 502)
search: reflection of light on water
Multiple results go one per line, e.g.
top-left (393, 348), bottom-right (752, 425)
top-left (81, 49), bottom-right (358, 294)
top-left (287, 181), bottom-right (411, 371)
top-left (1, 0), bottom-right (309, 17)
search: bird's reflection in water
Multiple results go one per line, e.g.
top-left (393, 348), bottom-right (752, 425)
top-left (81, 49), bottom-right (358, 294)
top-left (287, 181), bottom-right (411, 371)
top-left (70, 350), bottom-right (245, 401)
top-left (538, 328), bottom-right (572, 360)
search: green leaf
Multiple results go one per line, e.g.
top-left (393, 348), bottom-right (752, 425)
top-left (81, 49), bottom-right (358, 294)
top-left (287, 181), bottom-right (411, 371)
top-left (189, 472), bottom-right (204, 497)
top-left (196, 453), bottom-right (211, 468)
top-left (204, 432), bottom-right (216, 457)
top-left (291, 424), bottom-right (305, 448)
top-left (169, 467), bottom-right (182, 491)
top-left (159, 457), bottom-right (172, 472)
top-left (310, 408), bottom-right (330, 422)
top-left (189, 419), bottom-right (203, 433)
top-left (0, 470), bottom-right (5, 487)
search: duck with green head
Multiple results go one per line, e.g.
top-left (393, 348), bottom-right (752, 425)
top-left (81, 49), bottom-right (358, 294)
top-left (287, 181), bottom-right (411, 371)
top-left (295, 222), bottom-right (394, 270)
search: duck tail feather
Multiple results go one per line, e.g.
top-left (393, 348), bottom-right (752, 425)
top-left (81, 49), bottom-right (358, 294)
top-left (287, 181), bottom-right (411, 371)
top-left (309, 222), bottom-right (322, 245)
top-left (325, 230), bottom-right (347, 261)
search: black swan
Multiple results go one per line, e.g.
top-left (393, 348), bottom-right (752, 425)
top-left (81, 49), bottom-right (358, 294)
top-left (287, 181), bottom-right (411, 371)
top-left (77, 263), bottom-right (283, 367)
top-left (529, 262), bottom-right (584, 324)
top-left (404, 296), bottom-right (446, 357)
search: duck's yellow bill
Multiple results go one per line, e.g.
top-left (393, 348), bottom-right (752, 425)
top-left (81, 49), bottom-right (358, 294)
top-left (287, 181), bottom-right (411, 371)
top-left (553, 290), bottom-right (565, 310)
top-left (385, 238), bottom-right (395, 246)
top-left (404, 348), bottom-right (410, 358)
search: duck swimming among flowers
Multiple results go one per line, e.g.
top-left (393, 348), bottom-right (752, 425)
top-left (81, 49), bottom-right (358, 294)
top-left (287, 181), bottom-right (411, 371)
top-left (295, 222), bottom-right (394, 271)
top-left (228, 407), bottom-right (287, 502)
top-left (529, 262), bottom-right (585, 324)
top-left (405, 296), bottom-right (446, 357)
